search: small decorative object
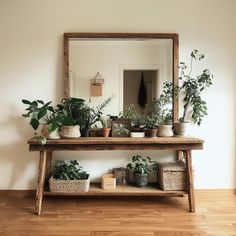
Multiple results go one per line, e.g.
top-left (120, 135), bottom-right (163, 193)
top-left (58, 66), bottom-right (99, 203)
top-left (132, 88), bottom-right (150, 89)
top-left (174, 50), bottom-right (213, 136)
top-left (130, 132), bottom-right (145, 138)
top-left (90, 72), bottom-right (105, 97)
top-left (112, 167), bottom-right (130, 185)
top-left (157, 161), bottom-right (186, 191)
top-left (127, 155), bottom-right (157, 187)
top-left (111, 119), bottom-right (131, 137)
top-left (101, 174), bottom-right (116, 190)
top-left (49, 160), bottom-right (90, 192)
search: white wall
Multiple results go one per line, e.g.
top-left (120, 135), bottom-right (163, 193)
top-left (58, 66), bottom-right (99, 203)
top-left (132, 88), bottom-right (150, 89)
top-left (0, 0), bottom-right (235, 189)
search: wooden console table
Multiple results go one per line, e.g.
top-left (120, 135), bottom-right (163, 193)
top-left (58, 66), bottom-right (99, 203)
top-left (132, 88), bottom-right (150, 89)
top-left (28, 137), bottom-right (204, 215)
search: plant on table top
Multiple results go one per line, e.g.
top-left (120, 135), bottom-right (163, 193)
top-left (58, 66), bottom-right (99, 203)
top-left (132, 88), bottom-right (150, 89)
top-left (119, 104), bottom-right (145, 129)
top-left (56, 97), bottom-right (86, 126)
top-left (22, 99), bottom-right (61, 133)
top-left (52, 160), bottom-right (89, 180)
top-left (127, 155), bottom-right (157, 174)
top-left (100, 116), bottom-right (110, 128)
top-left (78, 97), bottom-right (112, 129)
top-left (179, 49), bottom-right (213, 125)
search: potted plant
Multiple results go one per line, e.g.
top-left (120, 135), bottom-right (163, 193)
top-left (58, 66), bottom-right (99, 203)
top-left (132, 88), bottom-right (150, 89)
top-left (49, 160), bottom-right (90, 192)
top-left (100, 116), bottom-right (111, 137)
top-left (22, 99), bottom-right (60, 140)
top-left (158, 109), bottom-right (173, 137)
top-left (77, 97), bottom-right (112, 137)
top-left (57, 97), bottom-right (86, 138)
top-left (127, 155), bottom-right (156, 187)
top-left (119, 104), bottom-right (145, 137)
top-left (174, 50), bottom-right (213, 136)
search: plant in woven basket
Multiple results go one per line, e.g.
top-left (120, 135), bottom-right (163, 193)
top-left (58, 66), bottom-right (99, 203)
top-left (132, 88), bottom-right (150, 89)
top-left (52, 160), bottom-right (89, 180)
top-left (127, 155), bottom-right (157, 187)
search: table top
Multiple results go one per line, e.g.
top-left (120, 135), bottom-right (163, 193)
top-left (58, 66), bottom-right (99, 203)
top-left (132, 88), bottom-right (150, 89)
top-left (28, 136), bottom-right (204, 151)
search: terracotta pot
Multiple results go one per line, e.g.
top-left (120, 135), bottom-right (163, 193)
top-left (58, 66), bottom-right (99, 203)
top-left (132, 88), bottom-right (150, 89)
top-left (158, 125), bottom-right (173, 137)
top-left (145, 129), bottom-right (158, 138)
top-left (41, 124), bottom-right (60, 139)
top-left (60, 125), bottom-right (81, 138)
top-left (173, 122), bottom-right (190, 136)
top-left (101, 128), bottom-right (110, 137)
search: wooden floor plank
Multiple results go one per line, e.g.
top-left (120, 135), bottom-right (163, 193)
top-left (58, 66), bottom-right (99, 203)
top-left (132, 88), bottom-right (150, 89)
top-left (0, 190), bottom-right (236, 236)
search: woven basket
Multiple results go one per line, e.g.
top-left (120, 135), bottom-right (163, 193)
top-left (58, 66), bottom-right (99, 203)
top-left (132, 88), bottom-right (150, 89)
top-left (157, 161), bottom-right (186, 191)
top-left (49, 177), bottom-right (90, 192)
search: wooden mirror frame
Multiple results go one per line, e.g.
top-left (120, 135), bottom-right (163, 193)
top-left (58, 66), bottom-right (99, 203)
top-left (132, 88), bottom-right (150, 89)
top-left (63, 32), bottom-right (179, 121)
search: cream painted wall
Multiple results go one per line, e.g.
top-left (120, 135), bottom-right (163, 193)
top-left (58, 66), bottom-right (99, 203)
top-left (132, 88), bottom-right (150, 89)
top-left (0, 0), bottom-right (235, 189)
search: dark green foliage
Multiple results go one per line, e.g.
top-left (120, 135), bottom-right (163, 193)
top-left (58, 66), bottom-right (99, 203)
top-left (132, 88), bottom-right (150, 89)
top-left (179, 50), bottom-right (213, 125)
top-left (52, 160), bottom-right (89, 180)
top-left (127, 155), bottom-right (157, 174)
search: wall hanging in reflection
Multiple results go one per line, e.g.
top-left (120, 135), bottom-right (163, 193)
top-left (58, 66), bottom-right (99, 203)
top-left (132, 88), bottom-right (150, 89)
top-left (90, 72), bottom-right (105, 97)
top-left (138, 72), bottom-right (147, 111)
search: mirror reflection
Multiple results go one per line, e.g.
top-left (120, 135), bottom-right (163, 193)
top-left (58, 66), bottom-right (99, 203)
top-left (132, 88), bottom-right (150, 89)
top-left (68, 39), bottom-right (173, 117)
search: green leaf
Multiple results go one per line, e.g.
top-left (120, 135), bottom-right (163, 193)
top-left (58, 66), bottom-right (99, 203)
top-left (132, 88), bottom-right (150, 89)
top-left (30, 118), bottom-right (39, 130)
top-left (37, 108), bottom-right (47, 120)
top-left (22, 113), bottom-right (30, 118)
top-left (22, 99), bottom-right (31, 105)
top-left (36, 100), bottom-right (44, 104)
top-left (48, 122), bottom-right (58, 133)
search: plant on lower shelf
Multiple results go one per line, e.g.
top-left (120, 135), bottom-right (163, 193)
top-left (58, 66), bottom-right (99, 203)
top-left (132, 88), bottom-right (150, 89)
top-left (127, 155), bottom-right (157, 187)
top-left (49, 160), bottom-right (90, 193)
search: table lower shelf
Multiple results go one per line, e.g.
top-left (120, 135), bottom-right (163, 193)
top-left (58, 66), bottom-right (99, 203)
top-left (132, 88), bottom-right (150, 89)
top-left (44, 183), bottom-right (187, 197)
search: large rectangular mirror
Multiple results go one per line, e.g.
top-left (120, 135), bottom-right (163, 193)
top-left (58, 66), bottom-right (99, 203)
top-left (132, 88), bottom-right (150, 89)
top-left (64, 33), bottom-right (179, 121)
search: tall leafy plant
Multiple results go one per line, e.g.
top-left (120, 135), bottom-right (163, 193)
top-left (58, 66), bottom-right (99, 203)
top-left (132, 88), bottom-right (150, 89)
top-left (179, 50), bottom-right (213, 125)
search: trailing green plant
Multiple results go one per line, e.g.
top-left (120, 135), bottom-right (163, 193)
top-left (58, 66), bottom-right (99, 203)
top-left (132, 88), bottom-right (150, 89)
top-left (52, 160), bottom-right (89, 180)
top-left (127, 155), bottom-right (157, 174)
top-left (179, 50), bottom-right (213, 125)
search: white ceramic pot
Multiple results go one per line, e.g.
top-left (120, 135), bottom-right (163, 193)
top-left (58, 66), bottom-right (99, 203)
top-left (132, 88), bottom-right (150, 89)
top-left (41, 124), bottom-right (60, 139)
top-left (60, 125), bottom-right (81, 138)
top-left (158, 125), bottom-right (173, 137)
top-left (173, 122), bottom-right (190, 136)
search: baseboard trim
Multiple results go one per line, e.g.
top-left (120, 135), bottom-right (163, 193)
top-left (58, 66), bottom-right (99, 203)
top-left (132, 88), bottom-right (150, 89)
top-left (0, 190), bottom-right (36, 197)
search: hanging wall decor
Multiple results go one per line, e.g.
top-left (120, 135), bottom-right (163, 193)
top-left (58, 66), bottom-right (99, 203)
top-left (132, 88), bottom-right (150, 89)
top-left (90, 72), bottom-right (105, 97)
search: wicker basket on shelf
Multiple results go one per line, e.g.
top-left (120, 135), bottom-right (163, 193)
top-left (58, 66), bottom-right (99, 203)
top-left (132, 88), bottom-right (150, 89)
top-left (157, 161), bottom-right (187, 191)
top-left (49, 177), bottom-right (90, 193)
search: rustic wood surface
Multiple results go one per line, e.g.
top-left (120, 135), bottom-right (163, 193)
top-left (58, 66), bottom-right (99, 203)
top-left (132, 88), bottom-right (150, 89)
top-left (28, 137), bottom-right (204, 151)
top-left (0, 190), bottom-right (236, 236)
top-left (45, 183), bottom-right (186, 197)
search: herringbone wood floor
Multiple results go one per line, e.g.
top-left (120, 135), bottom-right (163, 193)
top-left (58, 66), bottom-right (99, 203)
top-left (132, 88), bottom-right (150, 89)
top-left (0, 190), bottom-right (236, 236)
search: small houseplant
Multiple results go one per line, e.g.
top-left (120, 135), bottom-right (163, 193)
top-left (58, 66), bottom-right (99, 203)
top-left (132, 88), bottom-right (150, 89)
top-left (174, 50), bottom-right (213, 136)
top-left (78, 97), bottom-right (112, 137)
top-left (57, 97), bottom-right (86, 138)
top-left (100, 116), bottom-right (111, 137)
top-left (22, 99), bottom-right (60, 140)
top-left (49, 160), bottom-right (90, 192)
top-left (119, 104), bottom-right (145, 137)
top-left (127, 155), bottom-right (156, 187)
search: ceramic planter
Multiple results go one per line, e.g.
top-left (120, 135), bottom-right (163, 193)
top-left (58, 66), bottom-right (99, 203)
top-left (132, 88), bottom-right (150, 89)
top-left (60, 125), bottom-right (81, 138)
top-left (41, 124), bottom-right (60, 139)
top-left (145, 129), bottom-right (158, 138)
top-left (80, 128), bottom-right (90, 137)
top-left (134, 173), bottom-right (149, 187)
top-left (173, 122), bottom-right (190, 136)
top-left (158, 125), bottom-right (173, 137)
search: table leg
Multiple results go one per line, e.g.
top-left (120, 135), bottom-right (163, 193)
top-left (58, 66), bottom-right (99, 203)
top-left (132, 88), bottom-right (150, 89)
top-left (35, 150), bottom-right (47, 215)
top-left (45, 151), bottom-right (52, 183)
top-left (185, 150), bottom-right (195, 212)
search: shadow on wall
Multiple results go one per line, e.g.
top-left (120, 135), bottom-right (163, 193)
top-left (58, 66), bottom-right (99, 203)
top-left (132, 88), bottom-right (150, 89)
top-left (0, 115), bottom-right (37, 190)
